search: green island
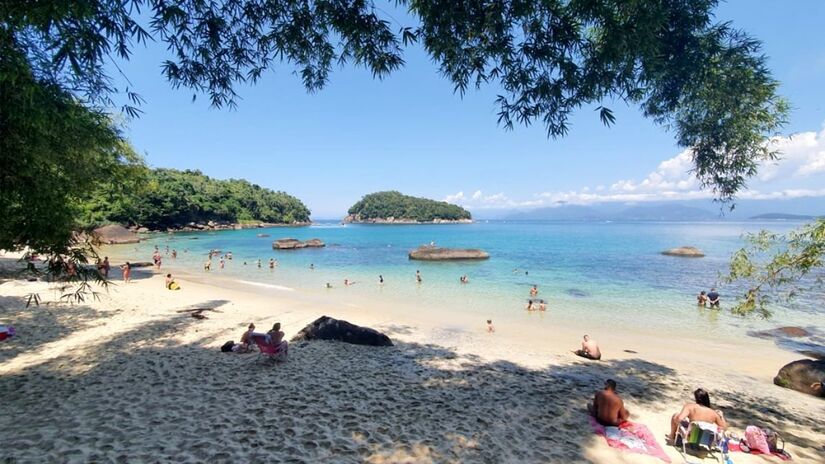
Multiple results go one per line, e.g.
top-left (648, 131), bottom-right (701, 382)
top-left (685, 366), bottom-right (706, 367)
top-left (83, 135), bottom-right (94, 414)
top-left (81, 168), bottom-right (310, 231)
top-left (344, 191), bottom-right (472, 224)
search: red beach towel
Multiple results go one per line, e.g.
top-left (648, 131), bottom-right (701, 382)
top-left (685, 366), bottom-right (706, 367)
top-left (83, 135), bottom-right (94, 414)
top-left (589, 417), bottom-right (672, 463)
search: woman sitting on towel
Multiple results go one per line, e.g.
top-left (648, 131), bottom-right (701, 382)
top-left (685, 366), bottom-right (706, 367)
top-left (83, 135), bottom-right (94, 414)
top-left (667, 388), bottom-right (726, 443)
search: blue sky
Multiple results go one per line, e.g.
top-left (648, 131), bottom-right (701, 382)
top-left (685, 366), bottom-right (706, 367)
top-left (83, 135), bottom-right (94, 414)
top-left (114, 0), bottom-right (825, 218)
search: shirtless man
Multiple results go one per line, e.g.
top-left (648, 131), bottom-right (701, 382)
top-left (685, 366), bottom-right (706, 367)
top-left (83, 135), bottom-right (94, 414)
top-left (588, 379), bottom-right (629, 426)
top-left (530, 285), bottom-right (538, 297)
top-left (574, 334), bottom-right (601, 360)
top-left (668, 388), bottom-right (727, 442)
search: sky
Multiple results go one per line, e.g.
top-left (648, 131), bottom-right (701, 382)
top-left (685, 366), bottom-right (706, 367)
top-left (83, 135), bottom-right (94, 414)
top-left (113, 0), bottom-right (825, 219)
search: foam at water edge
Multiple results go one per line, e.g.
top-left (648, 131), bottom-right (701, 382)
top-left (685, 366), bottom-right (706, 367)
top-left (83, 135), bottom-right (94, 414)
top-left (237, 280), bottom-right (295, 292)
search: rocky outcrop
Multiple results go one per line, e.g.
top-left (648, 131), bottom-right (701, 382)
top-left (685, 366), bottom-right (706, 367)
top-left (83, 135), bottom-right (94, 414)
top-left (93, 224), bottom-right (141, 244)
top-left (291, 316), bottom-right (393, 346)
top-left (272, 238), bottom-right (326, 250)
top-left (343, 214), bottom-right (472, 224)
top-left (661, 246), bottom-right (705, 257)
top-left (408, 246), bottom-right (489, 261)
top-left (774, 359), bottom-right (825, 398)
top-left (753, 326), bottom-right (812, 339)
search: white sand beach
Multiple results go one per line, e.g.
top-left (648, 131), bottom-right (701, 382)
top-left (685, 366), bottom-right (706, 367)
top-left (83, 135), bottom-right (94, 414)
top-left (1, 255), bottom-right (823, 463)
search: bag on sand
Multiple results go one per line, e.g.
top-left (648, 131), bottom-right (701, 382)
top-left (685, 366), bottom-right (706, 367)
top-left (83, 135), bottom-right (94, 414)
top-left (220, 340), bottom-right (235, 352)
top-left (743, 425), bottom-right (771, 454)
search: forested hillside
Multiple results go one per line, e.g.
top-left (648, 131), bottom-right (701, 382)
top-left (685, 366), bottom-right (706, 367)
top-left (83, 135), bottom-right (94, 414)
top-left (80, 168), bottom-right (310, 229)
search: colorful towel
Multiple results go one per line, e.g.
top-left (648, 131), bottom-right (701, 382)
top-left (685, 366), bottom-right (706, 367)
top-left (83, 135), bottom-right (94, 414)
top-left (590, 417), bottom-right (672, 463)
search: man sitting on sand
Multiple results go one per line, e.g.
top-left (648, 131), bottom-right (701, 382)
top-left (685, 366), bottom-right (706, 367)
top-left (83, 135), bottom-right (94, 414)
top-left (588, 379), bottom-right (629, 426)
top-left (667, 388), bottom-right (726, 443)
top-left (574, 334), bottom-right (601, 360)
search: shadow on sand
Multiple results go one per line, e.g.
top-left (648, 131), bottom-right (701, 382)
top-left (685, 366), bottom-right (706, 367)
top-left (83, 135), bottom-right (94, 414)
top-left (1, 299), bottom-right (823, 463)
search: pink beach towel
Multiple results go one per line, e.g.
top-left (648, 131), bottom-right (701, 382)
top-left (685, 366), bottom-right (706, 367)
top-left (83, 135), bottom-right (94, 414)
top-left (589, 417), bottom-right (672, 463)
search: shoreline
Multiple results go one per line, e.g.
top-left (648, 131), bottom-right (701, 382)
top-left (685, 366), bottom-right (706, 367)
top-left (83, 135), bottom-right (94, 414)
top-left (1, 252), bottom-right (823, 462)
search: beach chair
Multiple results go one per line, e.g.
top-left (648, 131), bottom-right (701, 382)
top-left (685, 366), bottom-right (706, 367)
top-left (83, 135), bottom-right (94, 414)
top-left (675, 421), bottom-right (723, 461)
top-left (251, 334), bottom-right (288, 363)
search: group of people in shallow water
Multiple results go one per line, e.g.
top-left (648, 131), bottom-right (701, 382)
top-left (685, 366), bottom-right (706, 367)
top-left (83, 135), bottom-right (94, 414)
top-left (697, 287), bottom-right (721, 308)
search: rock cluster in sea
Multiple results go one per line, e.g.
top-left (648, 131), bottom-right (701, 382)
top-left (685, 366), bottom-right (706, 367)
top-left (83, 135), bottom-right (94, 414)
top-left (408, 246), bottom-right (489, 260)
top-left (661, 246), bottom-right (705, 257)
top-left (272, 238), bottom-right (326, 250)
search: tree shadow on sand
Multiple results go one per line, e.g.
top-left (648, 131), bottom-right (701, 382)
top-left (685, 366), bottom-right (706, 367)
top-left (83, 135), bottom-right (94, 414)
top-left (1, 306), bottom-right (823, 463)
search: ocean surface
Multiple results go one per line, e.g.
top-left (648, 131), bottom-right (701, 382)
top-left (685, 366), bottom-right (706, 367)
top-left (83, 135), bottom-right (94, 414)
top-left (119, 220), bottom-right (825, 348)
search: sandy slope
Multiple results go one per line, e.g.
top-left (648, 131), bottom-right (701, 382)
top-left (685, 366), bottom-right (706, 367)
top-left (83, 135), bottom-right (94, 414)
top-left (0, 258), bottom-right (823, 463)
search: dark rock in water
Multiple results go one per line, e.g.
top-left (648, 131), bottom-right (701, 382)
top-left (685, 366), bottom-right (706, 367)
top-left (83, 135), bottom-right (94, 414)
top-left (408, 246), bottom-right (489, 260)
top-left (291, 316), bottom-right (393, 347)
top-left (752, 326), bottom-right (812, 339)
top-left (774, 359), bottom-right (825, 398)
top-left (565, 288), bottom-right (590, 298)
top-left (273, 238), bottom-right (325, 249)
top-left (129, 262), bottom-right (154, 268)
top-left (661, 246), bottom-right (705, 257)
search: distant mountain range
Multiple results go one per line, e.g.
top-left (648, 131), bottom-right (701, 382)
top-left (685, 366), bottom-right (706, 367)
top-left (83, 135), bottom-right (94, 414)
top-left (489, 200), bottom-right (824, 222)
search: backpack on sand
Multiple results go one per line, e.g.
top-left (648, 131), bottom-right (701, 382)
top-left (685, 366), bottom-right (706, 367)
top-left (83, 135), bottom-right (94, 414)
top-left (220, 340), bottom-right (235, 352)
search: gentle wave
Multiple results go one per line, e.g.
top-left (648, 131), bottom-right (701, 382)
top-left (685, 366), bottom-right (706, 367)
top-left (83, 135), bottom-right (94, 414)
top-left (237, 280), bottom-right (295, 292)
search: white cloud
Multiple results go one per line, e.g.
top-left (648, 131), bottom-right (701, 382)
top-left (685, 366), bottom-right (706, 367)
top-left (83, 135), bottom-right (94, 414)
top-left (445, 124), bottom-right (825, 209)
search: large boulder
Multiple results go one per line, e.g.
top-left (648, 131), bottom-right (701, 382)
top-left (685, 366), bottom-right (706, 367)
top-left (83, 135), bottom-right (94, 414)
top-left (272, 238), bottom-right (325, 249)
top-left (752, 326), bottom-right (812, 339)
top-left (774, 359), bottom-right (825, 398)
top-left (273, 238), bottom-right (306, 249)
top-left (291, 316), bottom-right (393, 347)
top-left (408, 246), bottom-right (489, 260)
top-left (661, 246), bottom-right (705, 258)
top-left (93, 224), bottom-right (140, 244)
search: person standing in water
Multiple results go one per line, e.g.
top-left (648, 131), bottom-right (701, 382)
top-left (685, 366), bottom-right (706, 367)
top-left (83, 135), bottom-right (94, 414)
top-left (416, 270), bottom-right (422, 283)
top-left (379, 275), bottom-right (384, 284)
top-left (121, 262), bottom-right (131, 283)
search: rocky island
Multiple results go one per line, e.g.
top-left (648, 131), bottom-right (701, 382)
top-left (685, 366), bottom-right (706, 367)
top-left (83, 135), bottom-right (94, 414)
top-left (409, 246), bottom-right (489, 261)
top-left (344, 191), bottom-right (472, 224)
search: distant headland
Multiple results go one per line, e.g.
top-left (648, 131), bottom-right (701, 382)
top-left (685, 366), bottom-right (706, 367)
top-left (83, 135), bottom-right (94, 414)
top-left (343, 191), bottom-right (472, 224)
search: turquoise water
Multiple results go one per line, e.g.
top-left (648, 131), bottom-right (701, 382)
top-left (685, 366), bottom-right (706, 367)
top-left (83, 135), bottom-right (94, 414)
top-left (123, 221), bottom-right (824, 340)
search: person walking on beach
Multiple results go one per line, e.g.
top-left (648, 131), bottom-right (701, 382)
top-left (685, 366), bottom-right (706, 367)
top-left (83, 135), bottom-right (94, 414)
top-left (416, 270), bottom-right (422, 283)
top-left (588, 379), bottom-right (629, 426)
top-left (98, 256), bottom-right (110, 279)
top-left (121, 262), bottom-right (131, 283)
top-left (707, 288), bottom-right (720, 308)
top-left (573, 335), bottom-right (601, 360)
